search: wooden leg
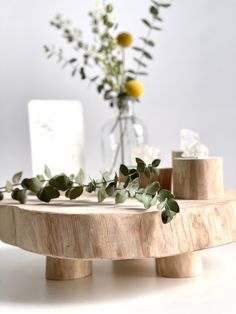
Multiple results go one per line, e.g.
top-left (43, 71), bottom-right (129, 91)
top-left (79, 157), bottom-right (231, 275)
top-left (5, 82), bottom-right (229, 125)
top-left (46, 256), bottom-right (92, 280)
top-left (156, 252), bottom-right (203, 278)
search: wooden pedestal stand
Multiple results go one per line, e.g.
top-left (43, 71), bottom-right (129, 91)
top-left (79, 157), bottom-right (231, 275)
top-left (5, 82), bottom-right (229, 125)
top-left (0, 188), bottom-right (236, 280)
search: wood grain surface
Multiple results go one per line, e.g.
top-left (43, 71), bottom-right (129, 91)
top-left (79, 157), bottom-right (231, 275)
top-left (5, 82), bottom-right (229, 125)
top-left (0, 190), bottom-right (236, 260)
top-left (173, 157), bottom-right (224, 200)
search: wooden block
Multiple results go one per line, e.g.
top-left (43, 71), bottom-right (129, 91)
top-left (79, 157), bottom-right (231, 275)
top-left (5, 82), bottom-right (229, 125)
top-left (172, 150), bottom-right (184, 164)
top-left (139, 168), bottom-right (172, 190)
top-left (156, 252), bottom-right (203, 278)
top-left (173, 157), bottom-right (224, 199)
top-left (119, 167), bottom-right (172, 190)
top-left (46, 257), bottom-right (92, 280)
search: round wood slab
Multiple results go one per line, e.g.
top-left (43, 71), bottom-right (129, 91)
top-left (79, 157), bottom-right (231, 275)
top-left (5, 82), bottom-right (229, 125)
top-left (1, 190), bottom-right (236, 260)
top-left (1, 190), bottom-right (236, 280)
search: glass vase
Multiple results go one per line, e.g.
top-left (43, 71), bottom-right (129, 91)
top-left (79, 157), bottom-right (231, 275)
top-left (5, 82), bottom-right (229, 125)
top-left (101, 97), bottom-right (147, 172)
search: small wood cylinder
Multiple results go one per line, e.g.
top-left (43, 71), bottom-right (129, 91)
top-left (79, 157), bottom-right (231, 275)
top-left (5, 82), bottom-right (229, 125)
top-left (139, 168), bottom-right (172, 190)
top-left (172, 150), bottom-right (184, 164)
top-left (46, 257), bottom-right (92, 280)
top-left (173, 157), bottom-right (224, 200)
top-left (119, 168), bottom-right (172, 190)
top-left (156, 252), bottom-right (203, 278)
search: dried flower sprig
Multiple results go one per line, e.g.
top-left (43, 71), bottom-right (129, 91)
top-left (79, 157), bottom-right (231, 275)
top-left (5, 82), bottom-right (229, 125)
top-left (44, 1), bottom-right (171, 103)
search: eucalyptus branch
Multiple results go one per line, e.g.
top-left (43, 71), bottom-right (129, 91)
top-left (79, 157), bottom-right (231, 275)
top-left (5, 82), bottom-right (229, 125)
top-left (0, 159), bottom-right (179, 224)
top-left (132, 1), bottom-right (171, 78)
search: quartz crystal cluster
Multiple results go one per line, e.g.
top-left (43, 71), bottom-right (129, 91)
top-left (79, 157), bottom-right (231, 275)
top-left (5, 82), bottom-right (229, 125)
top-left (180, 129), bottom-right (209, 158)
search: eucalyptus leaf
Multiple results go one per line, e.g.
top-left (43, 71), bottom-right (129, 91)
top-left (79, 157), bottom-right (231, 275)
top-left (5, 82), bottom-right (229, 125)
top-left (21, 177), bottom-right (42, 193)
top-left (105, 182), bottom-right (116, 196)
top-left (136, 157), bottom-right (145, 165)
top-left (144, 167), bottom-right (151, 179)
top-left (150, 194), bottom-right (158, 207)
top-left (127, 177), bottom-right (139, 197)
top-left (140, 37), bottom-right (155, 47)
top-left (86, 181), bottom-right (96, 193)
top-left (75, 168), bottom-right (85, 185)
top-left (37, 186), bottom-right (60, 203)
top-left (124, 176), bottom-right (130, 189)
top-left (161, 209), bottom-right (176, 224)
top-left (135, 188), bottom-right (145, 202)
top-left (12, 171), bottom-right (23, 184)
top-left (143, 51), bottom-right (152, 59)
top-left (16, 189), bottom-right (27, 204)
top-left (142, 19), bottom-right (152, 28)
top-left (120, 164), bottom-right (129, 176)
top-left (37, 174), bottom-right (45, 182)
top-left (5, 181), bottom-right (13, 193)
top-left (150, 5), bottom-right (158, 16)
top-left (11, 188), bottom-right (27, 204)
top-left (115, 190), bottom-right (128, 204)
top-left (145, 181), bottom-right (160, 195)
top-left (66, 186), bottom-right (83, 200)
top-left (97, 188), bottom-right (106, 203)
top-left (166, 199), bottom-right (180, 213)
top-left (158, 3), bottom-right (171, 8)
top-left (142, 193), bottom-right (153, 209)
top-left (133, 57), bottom-right (147, 68)
top-left (49, 174), bottom-right (72, 191)
top-left (157, 198), bottom-right (167, 210)
top-left (44, 165), bottom-right (52, 179)
top-left (152, 26), bottom-right (162, 31)
top-left (69, 58), bottom-right (77, 63)
top-left (152, 159), bottom-right (161, 168)
top-left (137, 162), bottom-right (146, 173)
top-left (161, 210), bottom-right (172, 224)
top-left (159, 189), bottom-right (175, 202)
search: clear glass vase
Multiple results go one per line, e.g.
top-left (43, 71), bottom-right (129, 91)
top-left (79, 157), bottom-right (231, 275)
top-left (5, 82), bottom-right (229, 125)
top-left (101, 97), bottom-right (147, 172)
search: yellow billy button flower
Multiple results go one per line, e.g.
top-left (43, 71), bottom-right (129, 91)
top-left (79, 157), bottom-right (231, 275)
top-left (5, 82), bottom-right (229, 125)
top-left (125, 80), bottom-right (144, 98)
top-left (116, 32), bottom-right (133, 48)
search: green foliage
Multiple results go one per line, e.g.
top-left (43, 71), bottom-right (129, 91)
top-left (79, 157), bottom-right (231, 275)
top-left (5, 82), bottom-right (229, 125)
top-left (75, 168), bottom-right (85, 185)
top-left (86, 180), bottom-right (96, 193)
top-left (21, 177), bottom-right (42, 193)
top-left (105, 182), bottom-right (116, 196)
top-left (44, 165), bottom-right (52, 179)
top-left (120, 164), bottom-right (129, 176)
top-left (11, 188), bottom-right (27, 204)
top-left (115, 189), bottom-right (128, 204)
top-left (0, 159), bottom-right (179, 224)
top-left (145, 181), bottom-right (160, 195)
top-left (49, 174), bottom-right (72, 191)
top-left (0, 191), bottom-right (4, 201)
top-left (5, 181), bottom-right (13, 193)
top-left (37, 186), bottom-right (60, 203)
top-left (44, 1), bottom-right (171, 102)
top-left (66, 186), bottom-right (83, 200)
top-left (97, 188), bottom-right (107, 203)
top-left (12, 171), bottom-right (23, 184)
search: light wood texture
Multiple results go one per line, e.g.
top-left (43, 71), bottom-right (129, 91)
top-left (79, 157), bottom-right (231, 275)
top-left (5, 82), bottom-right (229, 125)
top-left (46, 257), bottom-right (92, 280)
top-left (173, 157), bottom-right (224, 200)
top-left (156, 252), bottom-right (203, 278)
top-left (0, 191), bottom-right (235, 261)
top-left (139, 168), bottom-right (172, 190)
top-left (172, 150), bottom-right (184, 164)
top-left (120, 168), bottom-right (172, 190)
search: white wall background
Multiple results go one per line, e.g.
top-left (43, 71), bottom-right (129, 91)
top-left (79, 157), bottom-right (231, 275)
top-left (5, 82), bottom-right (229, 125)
top-left (0, 0), bottom-right (235, 187)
